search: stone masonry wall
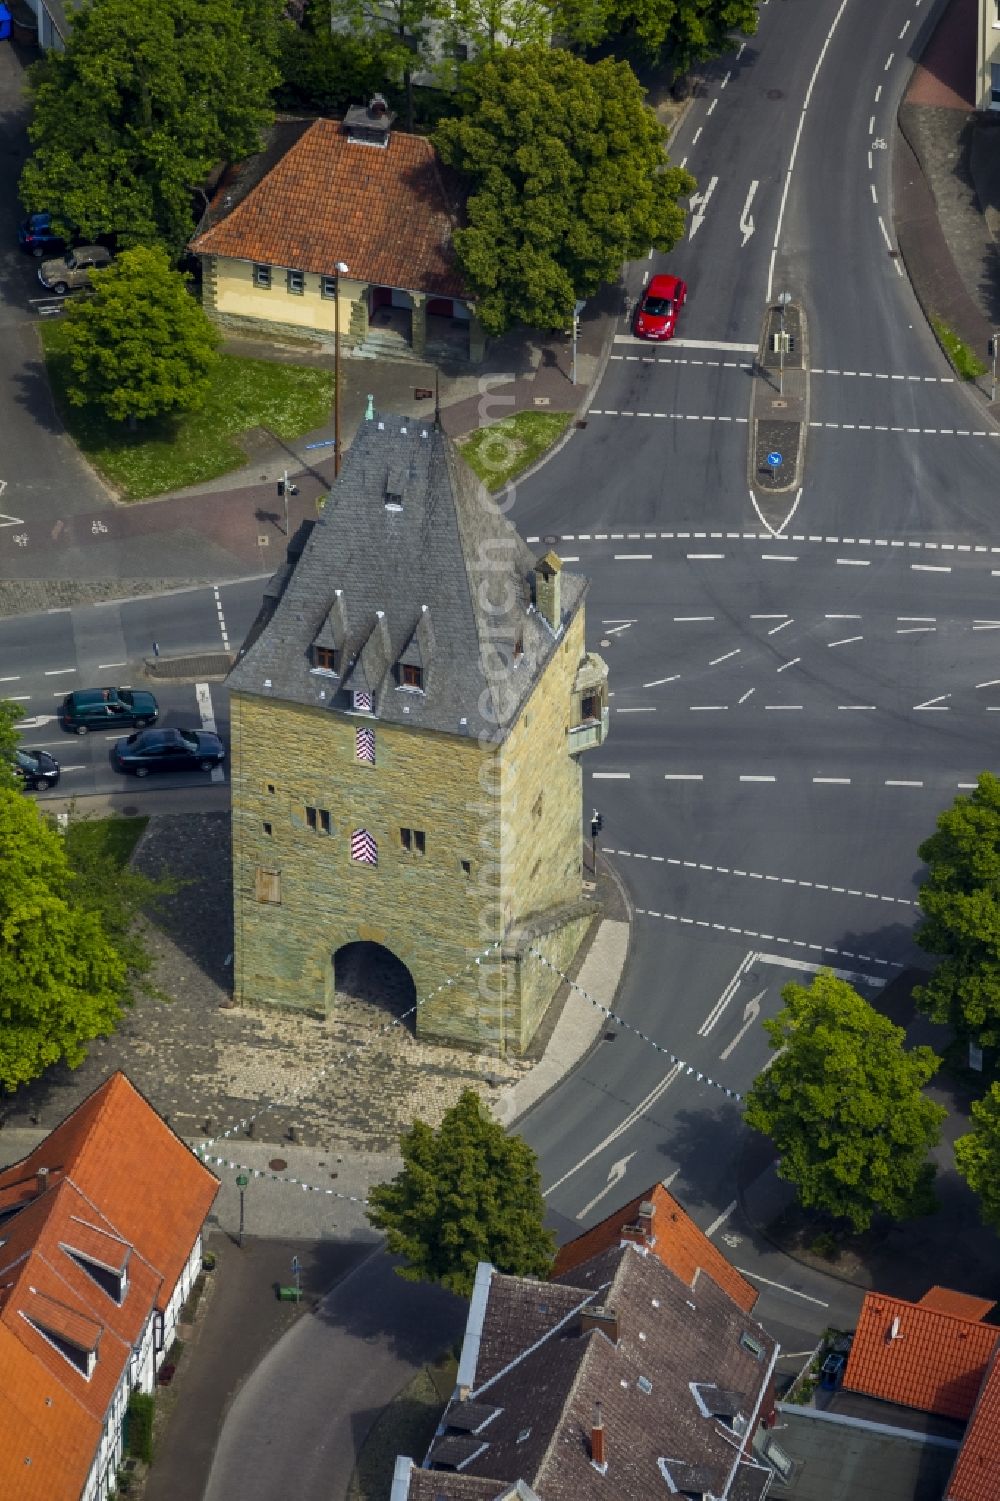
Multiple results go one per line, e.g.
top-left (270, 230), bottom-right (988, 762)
top-left (231, 692), bottom-right (504, 1047)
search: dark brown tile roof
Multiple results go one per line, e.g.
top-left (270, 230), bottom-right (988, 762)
top-left (552, 1181), bottom-right (758, 1312)
top-left (190, 117), bottom-right (465, 298)
top-left (403, 1243), bottom-right (777, 1501)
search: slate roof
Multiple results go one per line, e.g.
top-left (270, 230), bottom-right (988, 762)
top-left (0, 1074), bottom-right (219, 1501)
top-left (398, 1242), bottom-right (777, 1501)
top-left (227, 411), bottom-right (588, 742)
top-left (843, 1291), bottom-right (1000, 1422)
top-left (190, 115), bottom-right (465, 297)
top-left (552, 1180), bottom-right (758, 1312)
top-left (947, 1351), bottom-right (1000, 1501)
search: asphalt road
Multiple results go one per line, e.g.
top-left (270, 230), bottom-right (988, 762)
top-left (6, 0), bottom-right (1000, 1488)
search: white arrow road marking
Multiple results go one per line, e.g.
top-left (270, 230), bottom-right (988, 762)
top-left (576, 1152), bottom-right (637, 1220)
top-left (719, 991), bottom-right (764, 1060)
top-left (739, 179), bottom-right (759, 246)
top-left (15, 715), bottom-right (57, 730)
top-left (544, 1065), bottom-right (682, 1197)
top-left (0, 512), bottom-right (25, 529)
top-left (689, 175), bottom-right (719, 240)
top-left (913, 694), bottom-right (951, 711)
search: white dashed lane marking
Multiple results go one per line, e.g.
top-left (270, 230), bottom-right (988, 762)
top-left (634, 908), bottom-right (903, 968)
top-left (605, 846), bottom-right (914, 906)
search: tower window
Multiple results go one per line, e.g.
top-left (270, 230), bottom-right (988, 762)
top-left (401, 827), bottom-right (412, 850)
top-left (582, 693), bottom-right (600, 722)
top-left (314, 646), bottom-right (338, 672)
top-left (401, 663), bottom-right (424, 690)
top-left (263, 821), bottom-right (272, 836)
top-left (255, 868), bottom-right (281, 904)
top-left (461, 859), bottom-right (472, 877)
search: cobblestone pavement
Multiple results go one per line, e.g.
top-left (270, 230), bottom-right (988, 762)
top-left (2, 814), bottom-right (527, 1152)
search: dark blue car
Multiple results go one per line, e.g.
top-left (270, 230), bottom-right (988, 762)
top-left (18, 212), bottom-right (70, 258)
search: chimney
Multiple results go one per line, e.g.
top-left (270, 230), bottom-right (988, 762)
top-left (35, 1166), bottom-right (50, 1198)
top-left (621, 1198), bottom-right (656, 1247)
top-left (579, 1305), bottom-right (619, 1343)
top-left (533, 552), bottom-right (562, 633)
top-left (343, 95), bottom-right (395, 148)
top-left (590, 1402), bottom-right (606, 1472)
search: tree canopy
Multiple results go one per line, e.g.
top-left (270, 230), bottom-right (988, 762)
top-left (572, 0), bottom-right (758, 65)
top-left (60, 246), bottom-right (220, 424)
top-left (367, 1088), bottom-right (555, 1294)
top-left (434, 46), bottom-right (695, 335)
top-left (0, 701), bottom-right (21, 792)
top-left (0, 793), bottom-right (133, 1091)
top-left (744, 972), bottom-right (946, 1232)
top-left (21, 0), bottom-right (281, 255)
top-left (274, 22), bottom-right (408, 115)
top-left (915, 773), bottom-right (1000, 1048)
top-left (955, 1082), bottom-right (1000, 1231)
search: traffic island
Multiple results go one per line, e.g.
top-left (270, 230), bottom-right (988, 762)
top-left (749, 299), bottom-right (810, 533)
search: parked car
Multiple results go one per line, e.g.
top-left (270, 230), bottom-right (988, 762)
top-left (633, 273), bottom-right (687, 341)
top-left (38, 244), bottom-right (112, 295)
top-left (13, 747), bottom-right (61, 791)
top-left (18, 212), bottom-right (70, 258)
top-left (60, 687), bottom-right (159, 735)
top-left (112, 727), bottom-right (225, 777)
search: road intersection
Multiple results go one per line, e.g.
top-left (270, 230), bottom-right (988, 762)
top-left (1, 0), bottom-right (994, 1358)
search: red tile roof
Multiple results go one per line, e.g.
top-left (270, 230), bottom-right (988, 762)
top-left (920, 1286), bottom-right (996, 1322)
top-left (190, 117), bottom-right (465, 298)
top-left (947, 1352), bottom-right (1000, 1501)
top-left (0, 1323), bottom-right (100, 1501)
top-left (844, 1291), bottom-right (1000, 1421)
top-left (0, 1072), bottom-right (218, 1308)
top-left (551, 1182), bottom-right (757, 1313)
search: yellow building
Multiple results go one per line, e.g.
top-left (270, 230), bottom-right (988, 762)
top-left (190, 102), bottom-right (485, 363)
top-left (227, 408), bottom-right (609, 1053)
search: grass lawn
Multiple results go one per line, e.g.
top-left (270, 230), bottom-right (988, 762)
top-left (40, 322), bottom-right (334, 500)
top-left (458, 410), bottom-right (573, 489)
top-left (62, 814), bottom-right (148, 869)
top-left (930, 317), bottom-right (988, 381)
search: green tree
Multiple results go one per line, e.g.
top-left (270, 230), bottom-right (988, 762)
top-left (61, 247), bottom-right (220, 425)
top-left (955, 1082), bottom-right (1000, 1230)
top-left (274, 23), bottom-right (408, 114)
top-left (576, 0), bottom-right (758, 66)
top-left (915, 772), bottom-right (1000, 1048)
top-left (328, 0), bottom-right (448, 128)
top-left (20, 0), bottom-right (280, 255)
top-left (744, 972), bottom-right (946, 1232)
top-left (0, 792), bottom-right (133, 1090)
top-left (367, 1089), bottom-right (555, 1294)
top-left (0, 701), bottom-right (22, 791)
top-left (434, 47), bottom-right (695, 336)
top-left (445, 0), bottom-right (554, 58)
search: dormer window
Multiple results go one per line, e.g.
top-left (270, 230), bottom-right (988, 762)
top-left (401, 663), bottom-right (423, 690)
top-left (314, 646), bottom-right (339, 673)
top-left (513, 633), bottom-right (524, 663)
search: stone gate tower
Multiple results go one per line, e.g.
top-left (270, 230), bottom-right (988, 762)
top-left (227, 408), bottom-right (609, 1054)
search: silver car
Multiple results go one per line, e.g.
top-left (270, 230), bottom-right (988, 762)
top-left (38, 244), bottom-right (112, 295)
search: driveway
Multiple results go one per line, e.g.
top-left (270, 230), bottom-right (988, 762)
top-left (0, 39), bottom-right (109, 542)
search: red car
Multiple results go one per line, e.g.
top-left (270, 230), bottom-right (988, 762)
top-left (633, 274), bottom-right (687, 340)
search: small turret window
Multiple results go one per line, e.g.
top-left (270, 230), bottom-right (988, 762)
top-left (401, 664), bottom-right (424, 690)
top-left (314, 646), bottom-right (338, 672)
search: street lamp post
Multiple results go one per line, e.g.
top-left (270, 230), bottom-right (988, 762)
top-left (236, 1172), bottom-right (249, 1248)
top-left (777, 291), bottom-right (791, 398)
top-left (333, 261), bottom-right (349, 477)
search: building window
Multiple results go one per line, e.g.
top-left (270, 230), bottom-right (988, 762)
top-left (314, 646), bottom-right (338, 672)
top-left (255, 868), bottom-right (281, 904)
top-left (263, 821), bottom-right (272, 836)
top-left (993, 61), bottom-right (1000, 104)
top-left (253, 264), bottom-right (271, 289)
top-left (351, 828), bottom-right (378, 865)
top-left (401, 827), bottom-right (412, 850)
top-left (306, 806), bottom-right (332, 833)
top-left (461, 859), bottom-right (472, 877)
top-left (581, 693), bottom-right (600, 722)
top-left (401, 663), bottom-right (424, 690)
top-left (320, 808), bottom-right (331, 834)
top-left (266, 782), bottom-right (276, 794)
top-left (400, 827), bottom-right (425, 854)
top-left (287, 269), bottom-right (305, 295)
top-left (356, 726), bottom-right (376, 764)
top-left (321, 276), bottom-right (338, 299)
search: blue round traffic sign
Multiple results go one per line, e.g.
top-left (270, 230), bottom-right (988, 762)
top-left (765, 451), bottom-right (783, 468)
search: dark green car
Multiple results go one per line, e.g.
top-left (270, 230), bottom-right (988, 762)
top-left (59, 687), bottom-right (160, 736)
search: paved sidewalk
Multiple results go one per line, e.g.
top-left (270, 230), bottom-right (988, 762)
top-left (894, 0), bottom-right (1000, 398)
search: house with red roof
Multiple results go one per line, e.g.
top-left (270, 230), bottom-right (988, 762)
top-left (0, 1072), bottom-right (219, 1501)
top-left (190, 99), bottom-right (485, 364)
